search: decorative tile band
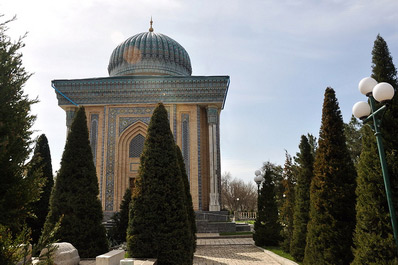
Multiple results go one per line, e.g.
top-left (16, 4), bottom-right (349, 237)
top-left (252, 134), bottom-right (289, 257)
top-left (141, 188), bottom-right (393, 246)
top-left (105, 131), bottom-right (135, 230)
top-left (182, 113), bottom-right (190, 181)
top-left (207, 107), bottom-right (218, 124)
top-left (197, 106), bottom-right (202, 210)
top-left (90, 114), bottom-right (99, 165)
top-left (100, 107), bottom-right (106, 202)
top-left (119, 117), bottom-right (151, 135)
top-left (53, 76), bottom-right (229, 107)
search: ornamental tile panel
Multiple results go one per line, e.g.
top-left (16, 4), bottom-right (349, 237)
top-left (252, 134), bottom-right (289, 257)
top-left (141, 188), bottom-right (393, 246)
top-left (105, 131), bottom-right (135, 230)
top-left (104, 106), bottom-right (172, 211)
top-left (52, 76), bottom-right (229, 108)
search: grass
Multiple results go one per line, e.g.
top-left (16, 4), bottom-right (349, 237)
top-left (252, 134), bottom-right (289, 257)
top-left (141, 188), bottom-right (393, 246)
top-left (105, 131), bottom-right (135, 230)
top-left (235, 220), bottom-right (255, 225)
top-left (263, 246), bottom-right (299, 263)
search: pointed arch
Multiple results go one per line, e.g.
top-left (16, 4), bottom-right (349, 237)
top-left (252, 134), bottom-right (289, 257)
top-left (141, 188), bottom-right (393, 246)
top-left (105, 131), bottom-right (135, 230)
top-left (114, 121), bottom-right (148, 210)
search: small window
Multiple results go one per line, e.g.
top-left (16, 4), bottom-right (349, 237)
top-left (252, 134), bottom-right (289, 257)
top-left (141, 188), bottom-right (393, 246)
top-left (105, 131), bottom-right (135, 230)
top-left (129, 134), bottom-right (145, 158)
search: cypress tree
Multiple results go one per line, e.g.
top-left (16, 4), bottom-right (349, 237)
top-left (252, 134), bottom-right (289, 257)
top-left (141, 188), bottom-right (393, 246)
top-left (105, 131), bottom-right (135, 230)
top-left (176, 145), bottom-right (197, 258)
top-left (109, 188), bottom-right (132, 245)
top-left (352, 34), bottom-right (398, 264)
top-left (303, 88), bottom-right (356, 265)
top-left (370, 34), bottom-right (398, 221)
top-left (118, 188), bottom-right (131, 243)
top-left (344, 115), bottom-right (362, 165)
top-left (44, 107), bottom-right (108, 258)
top-left (0, 15), bottom-right (41, 233)
top-left (371, 34), bottom-right (397, 88)
top-left (26, 134), bottom-right (54, 245)
top-left (253, 161), bottom-right (281, 246)
top-left (127, 103), bottom-right (191, 265)
top-left (352, 126), bottom-right (398, 264)
top-left (280, 151), bottom-right (296, 253)
top-left (290, 135), bottom-right (314, 262)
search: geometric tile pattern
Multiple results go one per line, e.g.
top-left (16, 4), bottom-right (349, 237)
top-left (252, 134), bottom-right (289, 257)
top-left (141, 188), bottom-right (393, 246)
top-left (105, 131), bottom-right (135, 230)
top-left (181, 113), bottom-right (190, 181)
top-left (99, 107), bottom-right (106, 202)
top-left (119, 117), bottom-right (151, 135)
top-left (52, 75), bottom-right (229, 108)
top-left (129, 134), bottom-right (145, 158)
top-left (104, 106), bottom-right (172, 211)
top-left (105, 107), bottom-right (155, 211)
top-left (90, 114), bottom-right (99, 165)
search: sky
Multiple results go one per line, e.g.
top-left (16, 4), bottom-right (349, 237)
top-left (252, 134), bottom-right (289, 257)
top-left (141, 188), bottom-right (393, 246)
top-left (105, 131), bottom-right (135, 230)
top-left (2, 0), bottom-right (398, 184)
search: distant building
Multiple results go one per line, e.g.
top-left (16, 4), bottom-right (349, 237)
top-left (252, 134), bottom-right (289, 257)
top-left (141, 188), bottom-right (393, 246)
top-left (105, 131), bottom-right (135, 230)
top-left (52, 20), bottom-right (229, 213)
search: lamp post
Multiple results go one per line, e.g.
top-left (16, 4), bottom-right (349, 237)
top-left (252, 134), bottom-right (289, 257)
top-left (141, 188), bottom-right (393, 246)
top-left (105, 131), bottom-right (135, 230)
top-left (352, 77), bottom-right (398, 251)
top-left (254, 170), bottom-right (264, 195)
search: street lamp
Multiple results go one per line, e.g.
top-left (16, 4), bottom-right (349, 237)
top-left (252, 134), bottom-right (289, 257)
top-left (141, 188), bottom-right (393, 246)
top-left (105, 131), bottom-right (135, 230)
top-left (352, 76), bottom-right (398, 251)
top-left (254, 170), bottom-right (264, 194)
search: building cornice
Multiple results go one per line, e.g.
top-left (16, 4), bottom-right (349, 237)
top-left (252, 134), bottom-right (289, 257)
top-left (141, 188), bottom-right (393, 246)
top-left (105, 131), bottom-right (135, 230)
top-left (52, 75), bottom-right (230, 109)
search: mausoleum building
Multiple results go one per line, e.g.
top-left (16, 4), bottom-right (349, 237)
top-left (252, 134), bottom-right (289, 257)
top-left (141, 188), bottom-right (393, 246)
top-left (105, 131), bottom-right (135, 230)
top-left (52, 21), bottom-right (229, 213)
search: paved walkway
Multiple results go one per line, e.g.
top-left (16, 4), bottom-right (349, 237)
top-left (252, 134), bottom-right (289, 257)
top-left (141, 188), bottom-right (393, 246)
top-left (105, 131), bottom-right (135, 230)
top-left (194, 237), bottom-right (298, 265)
top-left (80, 236), bottom-right (298, 265)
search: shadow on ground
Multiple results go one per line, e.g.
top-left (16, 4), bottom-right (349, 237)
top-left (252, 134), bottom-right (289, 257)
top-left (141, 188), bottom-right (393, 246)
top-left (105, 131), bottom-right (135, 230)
top-left (194, 245), bottom-right (265, 264)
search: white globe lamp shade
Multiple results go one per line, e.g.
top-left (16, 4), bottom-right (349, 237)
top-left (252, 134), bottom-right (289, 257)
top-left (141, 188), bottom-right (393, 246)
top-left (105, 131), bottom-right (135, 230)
top-left (352, 101), bottom-right (371, 119)
top-left (255, 170), bottom-right (261, 176)
top-left (359, 77), bottom-right (378, 96)
top-left (254, 174), bottom-right (264, 185)
top-left (373, 82), bottom-right (395, 102)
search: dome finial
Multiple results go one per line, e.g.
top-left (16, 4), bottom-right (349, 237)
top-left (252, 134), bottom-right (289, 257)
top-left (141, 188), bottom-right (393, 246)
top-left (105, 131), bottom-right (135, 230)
top-left (149, 17), bottom-right (154, 32)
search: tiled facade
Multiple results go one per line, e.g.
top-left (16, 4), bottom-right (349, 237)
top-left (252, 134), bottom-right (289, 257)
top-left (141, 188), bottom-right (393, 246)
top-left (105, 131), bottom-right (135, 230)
top-left (53, 77), bottom-right (229, 213)
top-left (52, 26), bottom-right (229, 213)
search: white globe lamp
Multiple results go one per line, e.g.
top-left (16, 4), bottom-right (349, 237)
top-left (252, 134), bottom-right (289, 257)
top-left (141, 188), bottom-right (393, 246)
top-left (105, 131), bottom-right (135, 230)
top-left (358, 77), bottom-right (378, 96)
top-left (352, 101), bottom-right (371, 120)
top-left (373, 82), bottom-right (395, 103)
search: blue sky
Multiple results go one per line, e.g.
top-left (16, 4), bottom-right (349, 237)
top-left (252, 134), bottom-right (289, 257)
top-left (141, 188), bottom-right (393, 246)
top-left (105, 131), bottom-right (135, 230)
top-left (2, 0), bottom-right (398, 184)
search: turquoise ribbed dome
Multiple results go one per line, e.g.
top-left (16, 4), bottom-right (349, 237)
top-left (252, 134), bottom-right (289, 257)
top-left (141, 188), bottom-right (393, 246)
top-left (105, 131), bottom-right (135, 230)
top-left (108, 31), bottom-right (192, 76)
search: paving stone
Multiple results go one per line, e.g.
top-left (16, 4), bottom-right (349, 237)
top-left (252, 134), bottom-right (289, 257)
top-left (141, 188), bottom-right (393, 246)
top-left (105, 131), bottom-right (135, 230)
top-left (194, 245), bottom-right (282, 265)
top-left (79, 237), bottom-right (298, 265)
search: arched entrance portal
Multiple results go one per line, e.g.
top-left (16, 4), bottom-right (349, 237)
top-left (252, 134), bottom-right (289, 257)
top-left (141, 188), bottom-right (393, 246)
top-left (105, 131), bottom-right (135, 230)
top-left (115, 121), bottom-right (147, 210)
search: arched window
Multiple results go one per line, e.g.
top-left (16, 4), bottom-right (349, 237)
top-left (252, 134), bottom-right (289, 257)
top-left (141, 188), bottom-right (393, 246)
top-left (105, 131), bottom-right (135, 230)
top-left (129, 134), bottom-right (145, 158)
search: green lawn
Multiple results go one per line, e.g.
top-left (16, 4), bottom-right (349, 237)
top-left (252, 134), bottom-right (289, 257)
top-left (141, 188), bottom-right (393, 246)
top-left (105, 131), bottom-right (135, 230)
top-left (235, 220), bottom-right (255, 225)
top-left (263, 246), bottom-right (299, 264)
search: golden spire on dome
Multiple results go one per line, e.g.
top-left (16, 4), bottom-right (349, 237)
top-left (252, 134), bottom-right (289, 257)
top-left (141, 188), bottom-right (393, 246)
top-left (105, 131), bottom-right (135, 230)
top-left (149, 17), bottom-right (154, 32)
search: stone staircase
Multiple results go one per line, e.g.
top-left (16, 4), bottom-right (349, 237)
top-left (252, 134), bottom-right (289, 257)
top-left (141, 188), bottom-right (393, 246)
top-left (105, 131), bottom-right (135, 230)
top-left (195, 211), bottom-right (251, 233)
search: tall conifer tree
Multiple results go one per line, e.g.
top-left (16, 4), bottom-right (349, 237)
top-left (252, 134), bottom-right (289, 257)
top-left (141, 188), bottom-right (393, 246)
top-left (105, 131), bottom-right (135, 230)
top-left (176, 145), bottom-right (197, 262)
top-left (44, 107), bottom-right (108, 258)
top-left (108, 188), bottom-right (132, 245)
top-left (371, 34), bottom-right (398, 178)
top-left (253, 161), bottom-right (281, 246)
top-left (0, 15), bottom-right (41, 233)
top-left (352, 34), bottom-right (398, 264)
top-left (280, 152), bottom-right (296, 252)
top-left (304, 88), bottom-right (356, 265)
top-left (26, 134), bottom-right (54, 244)
top-left (119, 188), bottom-right (132, 243)
top-left (290, 135), bottom-right (314, 262)
top-left (371, 34), bottom-right (398, 217)
top-left (127, 103), bottom-right (191, 264)
top-left (352, 126), bottom-right (398, 264)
